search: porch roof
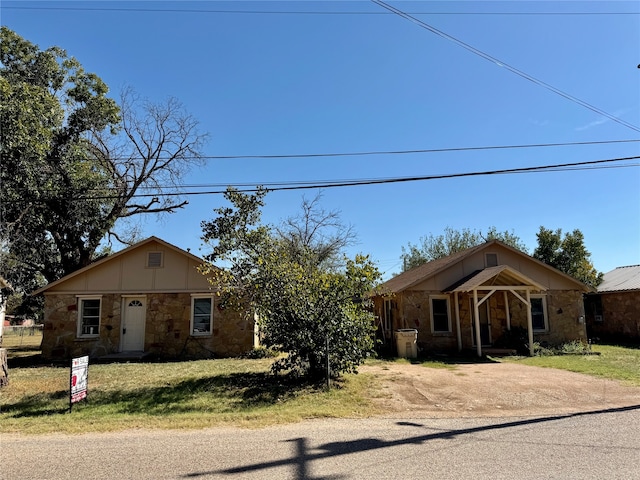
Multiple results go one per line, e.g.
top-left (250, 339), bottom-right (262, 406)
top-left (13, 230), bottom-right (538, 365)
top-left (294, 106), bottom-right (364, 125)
top-left (444, 265), bottom-right (547, 293)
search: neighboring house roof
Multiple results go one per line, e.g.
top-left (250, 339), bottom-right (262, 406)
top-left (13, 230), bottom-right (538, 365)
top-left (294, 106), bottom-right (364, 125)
top-left (379, 240), bottom-right (590, 294)
top-left (597, 265), bottom-right (640, 293)
top-left (33, 236), bottom-right (207, 295)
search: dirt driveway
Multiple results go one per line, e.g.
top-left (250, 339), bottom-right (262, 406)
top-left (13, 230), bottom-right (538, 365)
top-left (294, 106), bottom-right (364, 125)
top-left (359, 361), bottom-right (640, 417)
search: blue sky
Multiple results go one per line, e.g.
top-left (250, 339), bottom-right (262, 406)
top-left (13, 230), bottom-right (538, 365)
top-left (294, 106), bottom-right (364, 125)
top-left (3, 1), bottom-right (640, 278)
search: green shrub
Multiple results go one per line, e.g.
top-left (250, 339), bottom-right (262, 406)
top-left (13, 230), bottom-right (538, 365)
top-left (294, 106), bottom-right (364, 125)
top-left (532, 342), bottom-right (555, 356)
top-left (531, 340), bottom-right (592, 356)
top-left (240, 347), bottom-right (280, 359)
top-left (559, 340), bottom-right (591, 355)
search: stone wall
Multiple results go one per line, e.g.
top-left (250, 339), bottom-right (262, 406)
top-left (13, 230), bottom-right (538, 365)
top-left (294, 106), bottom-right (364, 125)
top-left (398, 291), bottom-right (457, 353)
top-left (144, 293), bottom-right (253, 359)
top-left (41, 293), bottom-right (254, 361)
top-left (456, 292), bottom-right (509, 348)
top-left (507, 290), bottom-right (587, 346)
top-left (587, 291), bottom-right (640, 342)
top-left (41, 293), bottom-right (122, 360)
top-left (380, 289), bottom-right (588, 356)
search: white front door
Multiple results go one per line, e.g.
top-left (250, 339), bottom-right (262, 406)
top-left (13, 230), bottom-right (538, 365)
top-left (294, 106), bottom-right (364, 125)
top-left (122, 297), bottom-right (146, 351)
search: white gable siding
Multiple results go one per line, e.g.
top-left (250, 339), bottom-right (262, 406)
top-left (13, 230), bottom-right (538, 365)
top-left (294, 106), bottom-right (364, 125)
top-left (403, 244), bottom-right (583, 292)
top-left (43, 240), bottom-right (211, 295)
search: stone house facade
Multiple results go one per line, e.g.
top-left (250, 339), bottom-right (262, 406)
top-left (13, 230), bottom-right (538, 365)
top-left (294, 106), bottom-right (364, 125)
top-left (374, 241), bottom-right (591, 357)
top-left (585, 265), bottom-right (640, 343)
top-left (35, 237), bottom-right (254, 361)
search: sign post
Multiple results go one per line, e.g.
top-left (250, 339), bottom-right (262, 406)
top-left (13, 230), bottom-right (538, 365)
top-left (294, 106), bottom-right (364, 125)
top-left (70, 355), bottom-right (89, 412)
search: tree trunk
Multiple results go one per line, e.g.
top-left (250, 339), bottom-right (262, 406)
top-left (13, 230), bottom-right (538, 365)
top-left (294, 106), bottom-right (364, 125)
top-left (0, 349), bottom-right (8, 387)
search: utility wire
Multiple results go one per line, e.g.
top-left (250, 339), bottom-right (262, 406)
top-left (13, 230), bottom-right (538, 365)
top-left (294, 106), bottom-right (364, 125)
top-left (372, 0), bottom-right (640, 134)
top-left (132, 162), bottom-right (640, 192)
top-left (27, 139), bottom-right (640, 163)
top-left (150, 157), bottom-right (640, 195)
top-left (4, 6), bottom-right (638, 15)
top-left (199, 139), bottom-right (640, 160)
top-left (7, 155), bottom-right (637, 203)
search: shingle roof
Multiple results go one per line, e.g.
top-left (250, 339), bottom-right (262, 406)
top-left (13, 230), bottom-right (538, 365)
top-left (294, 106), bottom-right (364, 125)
top-left (380, 242), bottom-right (490, 293)
top-left (598, 265), bottom-right (640, 292)
top-left (444, 265), bottom-right (547, 293)
top-left (379, 239), bottom-right (590, 294)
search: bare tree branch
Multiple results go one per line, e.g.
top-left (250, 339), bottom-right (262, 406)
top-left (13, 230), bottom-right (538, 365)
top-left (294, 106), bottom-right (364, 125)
top-left (275, 192), bottom-right (357, 269)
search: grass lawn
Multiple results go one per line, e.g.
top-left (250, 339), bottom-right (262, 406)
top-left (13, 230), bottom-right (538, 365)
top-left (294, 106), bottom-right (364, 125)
top-left (0, 355), bottom-right (383, 435)
top-left (2, 328), bottom-right (43, 358)
top-left (2, 336), bottom-right (638, 435)
top-left (499, 344), bottom-right (640, 386)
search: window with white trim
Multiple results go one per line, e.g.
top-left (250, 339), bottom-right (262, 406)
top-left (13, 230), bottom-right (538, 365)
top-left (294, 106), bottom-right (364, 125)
top-left (77, 297), bottom-right (101, 337)
top-left (429, 295), bottom-right (451, 333)
top-left (191, 296), bottom-right (213, 336)
top-left (530, 295), bottom-right (548, 331)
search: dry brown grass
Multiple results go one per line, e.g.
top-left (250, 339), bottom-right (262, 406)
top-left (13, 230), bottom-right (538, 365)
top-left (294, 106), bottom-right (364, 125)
top-left (0, 357), bottom-right (382, 435)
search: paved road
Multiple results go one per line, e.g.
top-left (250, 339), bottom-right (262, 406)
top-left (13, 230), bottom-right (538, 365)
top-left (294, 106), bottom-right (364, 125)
top-left (3, 405), bottom-right (640, 480)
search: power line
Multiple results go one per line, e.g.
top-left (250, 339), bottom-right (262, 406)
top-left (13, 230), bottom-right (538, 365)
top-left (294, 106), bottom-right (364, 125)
top-left (139, 161), bottom-right (640, 192)
top-left (4, 6), bottom-right (638, 15)
top-left (6, 155), bottom-right (637, 203)
top-left (175, 158), bottom-right (640, 195)
top-left (200, 139), bottom-right (640, 160)
top-left (28, 139), bottom-right (640, 163)
top-left (371, 0), bottom-right (640, 134)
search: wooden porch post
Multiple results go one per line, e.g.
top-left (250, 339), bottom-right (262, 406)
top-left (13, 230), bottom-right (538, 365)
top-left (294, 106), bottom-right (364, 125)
top-left (454, 291), bottom-right (462, 352)
top-left (526, 289), bottom-right (534, 356)
top-left (473, 289), bottom-right (482, 357)
top-left (503, 291), bottom-right (511, 331)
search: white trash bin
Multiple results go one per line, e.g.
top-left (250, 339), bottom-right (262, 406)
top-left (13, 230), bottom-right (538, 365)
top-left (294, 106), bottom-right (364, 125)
top-left (395, 329), bottom-right (418, 359)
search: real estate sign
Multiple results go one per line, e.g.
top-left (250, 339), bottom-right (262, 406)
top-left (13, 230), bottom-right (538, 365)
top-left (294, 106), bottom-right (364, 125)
top-left (70, 355), bottom-right (89, 407)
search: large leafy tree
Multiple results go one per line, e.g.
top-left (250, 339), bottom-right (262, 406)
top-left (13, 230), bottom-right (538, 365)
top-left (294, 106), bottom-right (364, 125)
top-left (532, 227), bottom-right (603, 288)
top-left (400, 226), bottom-right (527, 271)
top-left (0, 28), bottom-right (207, 315)
top-left (200, 188), bottom-right (381, 379)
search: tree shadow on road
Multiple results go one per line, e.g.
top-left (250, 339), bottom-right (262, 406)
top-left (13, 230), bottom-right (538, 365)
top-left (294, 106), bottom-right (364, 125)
top-left (185, 404), bottom-right (640, 480)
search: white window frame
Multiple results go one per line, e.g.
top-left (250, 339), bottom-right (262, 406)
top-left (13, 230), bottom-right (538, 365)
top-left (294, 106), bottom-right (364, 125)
top-left (190, 295), bottom-right (214, 336)
top-left (77, 295), bottom-right (102, 338)
top-left (530, 295), bottom-right (549, 332)
top-left (429, 295), bottom-right (452, 334)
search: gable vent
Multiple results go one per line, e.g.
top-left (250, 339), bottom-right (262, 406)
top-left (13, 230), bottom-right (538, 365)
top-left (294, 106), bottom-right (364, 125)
top-left (485, 253), bottom-right (498, 267)
top-left (147, 252), bottom-right (163, 268)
